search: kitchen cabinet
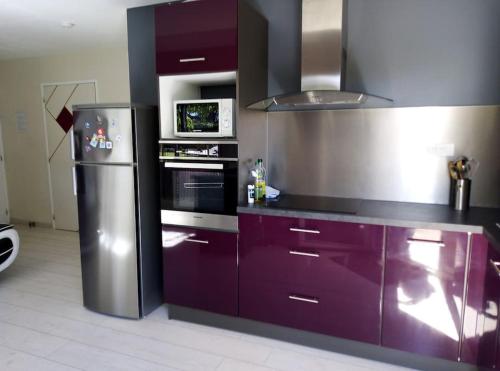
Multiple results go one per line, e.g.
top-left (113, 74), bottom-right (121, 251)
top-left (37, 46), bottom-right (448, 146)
top-left (162, 225), bottom-right (237, 316)
top-left (459, 234), bottom-right (489, 365)
top-left (473, 237), bottom-right (500, 369)
top-left (155, 0), bottom-right (238, 75)
top-left (238, 214), bottom-right (384, 344)
top-left (382, 227), bottom-right (468, 361)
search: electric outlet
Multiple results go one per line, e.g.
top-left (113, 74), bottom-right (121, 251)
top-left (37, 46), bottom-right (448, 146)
top-left (426, 143), bottom-right (455, 157)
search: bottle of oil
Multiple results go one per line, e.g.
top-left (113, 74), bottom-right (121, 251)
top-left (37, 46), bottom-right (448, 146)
top-left (254, 159), bottom-right (266, 202)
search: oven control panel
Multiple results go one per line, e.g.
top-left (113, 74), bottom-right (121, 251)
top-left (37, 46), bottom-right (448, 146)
top-left (159, 141), bottom-right (238, 161)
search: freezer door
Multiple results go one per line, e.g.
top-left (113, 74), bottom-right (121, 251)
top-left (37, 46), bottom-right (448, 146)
top-left (73, 108), bottom-right (135, 163)
top-left (76, 163), bottom-right (140, 318)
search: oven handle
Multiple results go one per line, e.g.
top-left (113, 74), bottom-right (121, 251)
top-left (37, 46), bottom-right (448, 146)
top-left (163, 162), bottom-right (223, 170)
top-left (184, 182), bottom-right (224, 189)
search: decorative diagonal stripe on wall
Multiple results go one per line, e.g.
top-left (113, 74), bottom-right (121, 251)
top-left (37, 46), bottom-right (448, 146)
top-left (44, 83), bottom-right (80, 160)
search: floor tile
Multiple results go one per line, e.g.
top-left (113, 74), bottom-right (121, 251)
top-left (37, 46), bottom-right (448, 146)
top-left (0, 345), bottom-right (78, 371)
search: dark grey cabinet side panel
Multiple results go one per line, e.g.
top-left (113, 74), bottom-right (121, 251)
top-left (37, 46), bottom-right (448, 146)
top-left (251, 0), bottom-right (301, 98)
top-left (346, 0), bottom-right (500, 107)
top-left (127, 6), bottom-right (157, 106)
top-left (133, 106), bottom-right (163, 316)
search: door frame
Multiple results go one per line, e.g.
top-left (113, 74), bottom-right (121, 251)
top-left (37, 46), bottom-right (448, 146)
top-left (41, 80), bottom-right (99, 229)
top-left (0, 118), bottom-right (10, 223)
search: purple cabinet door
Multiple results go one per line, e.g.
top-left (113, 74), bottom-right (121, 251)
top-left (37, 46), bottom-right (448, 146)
top-left (239, 214), bottom-right (384, 344)
top-left (460, 234), bottom-right (489, 365)
top-left (155, 0), bottom-right (238, 75)
top-left (382, 227), bottom-right (468, 361)
top-left (475, 241), bottom-right (500, 369)
top-left (162, 225), bottom-right (237, 316)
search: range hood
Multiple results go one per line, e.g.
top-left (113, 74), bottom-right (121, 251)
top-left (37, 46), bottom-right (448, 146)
top-left (247, 0), bottom-right (392, 112)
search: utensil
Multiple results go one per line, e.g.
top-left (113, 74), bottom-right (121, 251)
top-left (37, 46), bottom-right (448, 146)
top-left (456, 157), bottom-right (468, 179)
top-left (448, 161), bottom-right (459, 180)
top-left (465, 158), bottom-right (480, 179)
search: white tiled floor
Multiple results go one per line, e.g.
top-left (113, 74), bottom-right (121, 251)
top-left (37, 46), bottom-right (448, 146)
top-left (0, 226), bottom-right (414, 371)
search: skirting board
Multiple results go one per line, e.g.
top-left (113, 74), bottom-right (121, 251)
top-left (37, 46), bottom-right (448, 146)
top-left (10, 218), bottom-right (53, 229)
top-left (166, 304), bottom-right (479, 371)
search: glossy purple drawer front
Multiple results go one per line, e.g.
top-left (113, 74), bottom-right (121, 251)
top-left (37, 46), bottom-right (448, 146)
top-left (155, 0), bottom-right (238, 75)
top-left (382, 227), bottom-right (468, 361)
top-left (240, 280), bottom-right (381, 342)
top-left (264, 214), bottom-right (364, 250)
top-left (162, 226), bottom-right (237, 316)
top-left (239, 214), bottom-right (384, 344)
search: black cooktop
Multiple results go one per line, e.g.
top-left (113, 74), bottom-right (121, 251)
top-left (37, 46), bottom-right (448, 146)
top-left (263, 195), bottom-right (360, 215)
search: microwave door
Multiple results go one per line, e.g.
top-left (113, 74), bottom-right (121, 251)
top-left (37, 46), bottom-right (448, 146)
top-left (175, 102), bottom-right (220, 136)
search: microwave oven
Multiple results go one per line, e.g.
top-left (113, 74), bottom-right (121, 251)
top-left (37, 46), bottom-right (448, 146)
top-left (173, 99), bottom-right (235, 138)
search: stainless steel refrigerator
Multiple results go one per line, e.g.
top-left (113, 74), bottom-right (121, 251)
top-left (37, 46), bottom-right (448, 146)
top-left (72, 104), bottom-right (162, 319)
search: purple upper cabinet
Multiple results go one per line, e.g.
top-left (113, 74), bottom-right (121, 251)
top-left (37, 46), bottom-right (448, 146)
top-left (475, 239), bottom-right (500, 369)
top-left (382, 227), bottom-right (468, 362)
top-left (239, 214), bottom-right (384, 344)
top-left (162, 225), bottom-right (237, 316)
top-left (155, 0), bottom-right (238, 75)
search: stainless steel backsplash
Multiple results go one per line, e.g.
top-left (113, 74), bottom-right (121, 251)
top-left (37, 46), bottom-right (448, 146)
top-left (261, 105), bottom-right (500, 207)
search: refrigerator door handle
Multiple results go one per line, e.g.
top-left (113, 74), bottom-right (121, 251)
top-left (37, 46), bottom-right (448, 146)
top-left (70, 127), bottom-right (75, 161)
top-left (72, 166), bottom-right (77, 196)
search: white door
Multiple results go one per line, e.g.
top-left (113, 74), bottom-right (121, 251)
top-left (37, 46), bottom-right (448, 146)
top-left (42, 81), bottom-right (97, 231)
top-left (0, 120), bottom-right (9, 224)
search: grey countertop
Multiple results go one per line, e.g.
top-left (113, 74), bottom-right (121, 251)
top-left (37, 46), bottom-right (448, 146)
top-left (237, 195), bottom-right (500, 249)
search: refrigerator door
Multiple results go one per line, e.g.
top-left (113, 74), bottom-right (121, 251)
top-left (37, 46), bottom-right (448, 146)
top-left (76, 163), bottom-right (140, 318)
top-left (73, 107), bottom-right (135, 164)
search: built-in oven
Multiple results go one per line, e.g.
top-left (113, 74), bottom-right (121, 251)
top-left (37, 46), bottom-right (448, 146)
top-left (159, 141), bottom-right (238, 232)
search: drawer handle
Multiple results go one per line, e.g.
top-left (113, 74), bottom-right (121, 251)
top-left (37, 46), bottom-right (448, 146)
top-left (490, 260), bottom-right (500, 277)
top-left (179, 57), bottom-right (206, 63)
top-left (406, 238), bottom-right (445, 247)
top-left (185, 238), bottom-right (209, 244)
top-left (289, 227), bottom-right (320, 234)
top-left (288, 295), bottom-right (319, 304)
top-left (289, 250), bottom-right (320, 258)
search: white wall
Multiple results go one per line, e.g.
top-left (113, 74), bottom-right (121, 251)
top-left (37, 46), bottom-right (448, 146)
top-left (0, 47), bottom-right (130, 225)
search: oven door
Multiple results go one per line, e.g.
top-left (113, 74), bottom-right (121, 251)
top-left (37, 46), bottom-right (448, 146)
top-left (160, 160), bottom-right (238, 231)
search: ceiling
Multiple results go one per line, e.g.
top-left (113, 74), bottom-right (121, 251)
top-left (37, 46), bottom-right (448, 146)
top-left (0, 0), bottom-right (168, 60)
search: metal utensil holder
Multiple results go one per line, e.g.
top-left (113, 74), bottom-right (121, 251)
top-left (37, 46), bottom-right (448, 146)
top-left (449, 179), bottom-right (471, 211)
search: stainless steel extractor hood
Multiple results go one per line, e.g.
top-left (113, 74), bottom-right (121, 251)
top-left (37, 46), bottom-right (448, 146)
top-left (247, 0), bottom-right (392, 112)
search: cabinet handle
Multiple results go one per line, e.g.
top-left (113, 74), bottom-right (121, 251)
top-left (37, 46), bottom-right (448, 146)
top-left (185, 238), bottom-right (209, 244)
top-left (490, 260), bottom-right (500, 277)
top-left (406, 238), bottom-right (445, 247)
top-left (496, 223), bottom-right (500, 229)
top-left (289, 227), bottom-right (320, 234)
top-left (288, 295), bottom-right (319, 304)
top-left (289, 250), bottom-right (320, 258)
top-left (179, 57), bottom-right (206, 63)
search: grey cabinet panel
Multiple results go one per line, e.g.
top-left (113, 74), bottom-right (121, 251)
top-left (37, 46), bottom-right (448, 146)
top-left (346, 0), bottom-right (500, 107)
top-left (127, 6), bottom-right (157, 106)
